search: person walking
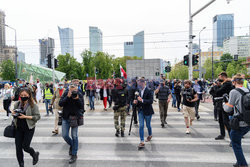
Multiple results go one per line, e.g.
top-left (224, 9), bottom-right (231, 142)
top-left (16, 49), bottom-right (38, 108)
top-left (155, 80), bottom-right (171, 127)
top-left (31, 85), bottom-right (38, 103)
top-left (193, 79), bottom-right (203, 120)
top-left (50, 82), bottom-right (65, 134)
top-left (43, 83), bottom-right (54, 116)
top-left (59, 84), bottom-right (84, 164)
top-left (174, 81), bottom-right (182, 112)
top-left (134, 78), bottom-right (154, 149)
top-left (100, 82), bottom-right (109, 111)
top-left (181, 80), bottom-right (198, 134)
top-left (3, 83), bottom-right (12, 120)
top-left (12, 88), bottom-right (41, 167)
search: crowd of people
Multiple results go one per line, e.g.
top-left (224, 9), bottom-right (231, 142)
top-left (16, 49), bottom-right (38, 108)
top-left (1, 72), bottom-right (250, 167)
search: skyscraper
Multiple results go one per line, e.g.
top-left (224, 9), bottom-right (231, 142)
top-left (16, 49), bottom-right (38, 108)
top-left (213, 14), bottom-right (234, 47)
top-left (39, 38), bottom-right (55, 67)
top-left (124, 41), bottom-right (134, 57)
top-left (133, 31), bottom-right (144, 59)
top-left (89, 26), bottom-right (103, 53)
top-left (58, 26), bottom-right (74, 56)
top-left (0, 10), bottom-right (6, 54)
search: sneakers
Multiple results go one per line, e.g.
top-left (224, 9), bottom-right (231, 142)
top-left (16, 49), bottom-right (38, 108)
top-left (52, 130), bottom-right (58, 134)
top-left (164, 121), bottom-right (168, 124)
top-left (4, 116), bottom-right (9, 120)
top-left (69, 155), bottom-right (77, 164)
top-left (115, 130), bottom-right (120, 137)
top-left (186, 128), bottom-right (190, 134)
top-left (161, 123), bottom-right (165, 128)
top-left (121, 131), bottom-right (125, 137)
top-left (19, 163), bottom-right (24, 167)
top-left (196, 115), bottom-right (200, 120)
top-left (215, 135), bottom-right (225, 140)
top-left (146, 136), bottom-right (152, 142)
top-left (138, 142), bottom-right (145, 149)
top-left (32, 152), bottom-right (39, 165)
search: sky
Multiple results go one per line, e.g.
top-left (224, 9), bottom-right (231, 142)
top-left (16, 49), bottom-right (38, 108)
top-left (1, 0), bottom-right (250, 65)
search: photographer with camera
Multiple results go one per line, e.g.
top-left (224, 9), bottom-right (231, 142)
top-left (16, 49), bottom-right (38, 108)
top-left (214, 72), bottom-right (234, 141)
top-left (128, 78), bottom-right (139, 125)
top-left (134, 78), bottom-right (154, 149)
top-left (209, 80), bottom-right (222, 121)
top-left (12, 88), bottom-right (41, 167)
top-left (50, 82), bottom-right (65, 134)
top-left (223, 74), bottom-right (250, 167)
top-left (155, 80), bottom-right (171, 128)
top-left (111, 78), bottom-right (128, 137)
top-left (181, 80), bottom-right (198, 134)
top-left (59, 84), bottom-right (84, 164)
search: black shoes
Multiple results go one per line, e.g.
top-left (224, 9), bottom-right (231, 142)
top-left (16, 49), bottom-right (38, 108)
top-left (134, 121), bottom-right (138, 125)
top-left (161, 123), bottom-right (165, 128)
top-left (69, 146), bottom-right (72, 155)
top-left (19, 163), bottom-right (24, 167)
top-left (69, 155), bottom-right (77, 164)
top-left (115, 130), bottom-right (120, 137)
top-left (215, 135), bottom-right (225, 140)
top-left (164, 121), bottom-right (168, 124)
top-left (229, 142), bottom-right (232, 147)
top-left (121, 131), bottom-right (125, 137)
top-left (32, 152), bottom-right (39, 165)
top-left (196, 115), bottom-right (200, 120)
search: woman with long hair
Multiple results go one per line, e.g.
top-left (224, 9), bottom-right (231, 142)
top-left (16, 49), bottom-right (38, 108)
top-left (12, 88), bottom-right (41, 167)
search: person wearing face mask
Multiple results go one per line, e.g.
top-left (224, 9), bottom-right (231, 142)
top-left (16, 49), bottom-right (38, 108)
top-left (12, 88), bottom-right (41, 167)
top-left (50, 82), bottom-right (65, 134)
top-left (43, 83), bottom-right (54, 116)
top-left (174, 81), bottom-right (182, 112)
top-left (13, 79), bottom-right (26, 102)
top-left (59, 84), bottom-right (84, 164)
top-left (36, 79), bottom-right (42, 103)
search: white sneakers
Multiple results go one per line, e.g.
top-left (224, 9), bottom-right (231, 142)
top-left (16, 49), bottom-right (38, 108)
top-left (186, 128), bottom-right (190, 134)
top-left (4, 116), bottom-right (9, 120)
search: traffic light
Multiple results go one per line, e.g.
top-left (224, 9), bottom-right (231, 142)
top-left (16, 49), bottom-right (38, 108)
top-left (184, 55), bottom-right (189, 66)
top-left (54, 58), bottom-right (58, 68)
top-left (165, 66), bottom-right (171, 73)
top-left (192, 54), bottom-right (199, 66)
top-left (47, 54), bottom-right (52, 68)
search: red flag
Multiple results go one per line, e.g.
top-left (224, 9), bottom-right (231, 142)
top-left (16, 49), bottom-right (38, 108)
top-left (120, 65), bottom-right (127, 79)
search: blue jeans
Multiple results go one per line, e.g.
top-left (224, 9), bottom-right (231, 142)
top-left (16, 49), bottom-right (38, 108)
top-left (138, 110), bottom-right (152, 142)
top-left (172, 93), bottom-right (176, 107)
top-left (44, 99), bottom-right (52, 115)
top-left (230, 126), bottom-right (250, 166)
top-left (62, 119), bottom-right (79, 156)
top-left (89, 96), bottom-right (95, 109)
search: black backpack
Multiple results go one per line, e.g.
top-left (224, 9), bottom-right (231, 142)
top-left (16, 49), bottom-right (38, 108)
top-left (235, 88), bottom-right (250, 125)
top-left (117, 89), bottom-right (127, 106)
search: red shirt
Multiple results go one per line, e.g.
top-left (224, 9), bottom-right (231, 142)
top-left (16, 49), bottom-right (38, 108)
top-left (59, 89), bottom-right (64, 97)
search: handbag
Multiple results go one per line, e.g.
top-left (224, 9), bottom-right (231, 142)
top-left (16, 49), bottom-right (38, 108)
top-left (78, 116), bottom-right (84, 126)
top-left (69, 116), bottom-right (78, 127)
top-left (4, 120), bottom-right (16, 138)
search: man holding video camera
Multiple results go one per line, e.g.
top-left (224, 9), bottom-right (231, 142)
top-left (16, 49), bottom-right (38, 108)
top-left (223, 74), bottom-right (250, 167)
top-left (59, 84), bottom-right (84, 164)
top-left (112, 78), bottom-right (128, 137)
top-left (214, 72), bottom-right (234, 141)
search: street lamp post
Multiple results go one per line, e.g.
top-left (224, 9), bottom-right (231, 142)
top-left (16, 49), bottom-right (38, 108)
top-left (188, 0), bottom-right (216, 80)
top-left (199, 27), bottom-right (206, 79)
top-left (2, 24), bottom-right (18, 80)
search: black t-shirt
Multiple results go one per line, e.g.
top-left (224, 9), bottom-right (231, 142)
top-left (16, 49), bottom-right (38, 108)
top-left (17, 106), bottom-right (29, 131)
top-left (182, 88), bottom-right (197, 107)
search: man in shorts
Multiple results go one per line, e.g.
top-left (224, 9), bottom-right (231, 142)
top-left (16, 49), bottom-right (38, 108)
top-left (181, 80), bottom-right (198, 134)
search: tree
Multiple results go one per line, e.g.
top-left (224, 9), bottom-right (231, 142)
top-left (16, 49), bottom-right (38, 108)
top-left (0, 60), bottom-right (15, 81)
top-left (56, 53), bottom-right (83, 80)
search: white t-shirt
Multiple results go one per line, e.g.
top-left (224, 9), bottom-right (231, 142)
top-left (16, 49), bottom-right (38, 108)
top-left (103, 88), bottom-right (107, 98)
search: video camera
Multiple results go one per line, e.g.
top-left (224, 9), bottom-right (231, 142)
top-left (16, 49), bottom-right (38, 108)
top-left (13, 109), bottom-right (25, 118)
top-left (71, 91), bottom-right (78, 98)
top-left (185, 88), bottom-right (193, 101)
top-left (214, 93), bottom-right (229, 103)
top-left (58, 110), bottom-right (63, 125)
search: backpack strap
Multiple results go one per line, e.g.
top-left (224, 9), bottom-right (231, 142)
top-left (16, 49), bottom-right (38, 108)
top-left (235, 88), bottom-right (247, 96)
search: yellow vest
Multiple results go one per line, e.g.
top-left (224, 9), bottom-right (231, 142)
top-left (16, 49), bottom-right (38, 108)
top-left (45, 88), bottom-right (53, 100)
top-left (243, 80), bottom-right (248, 89)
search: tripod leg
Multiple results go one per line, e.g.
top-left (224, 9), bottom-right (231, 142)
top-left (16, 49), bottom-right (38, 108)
top-left (128, 107), bottom-right (135, 135)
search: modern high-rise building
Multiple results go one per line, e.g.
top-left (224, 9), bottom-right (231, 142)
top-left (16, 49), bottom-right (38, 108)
top-left (133, 31), bottom-right (144, 59)
top-left (213, 14), bottom-right (234, 47)
top-left (58, 26), bottom-right (74, 56)
top-left (89, 26), bottom-right (103, 53)
top-left (223, 36), bottom-right (250, 58)
top-left (17, 51), bottom-right (25, 63)
top-left (39, 37), bottom-right (55, 67)
top-left (0, 10), bottom-right (6, 55)
top-left (124, 41), bottom-right (134, 57)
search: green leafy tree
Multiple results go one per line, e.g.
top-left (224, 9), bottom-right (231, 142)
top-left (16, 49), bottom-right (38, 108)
top-left (56, 53), bottom-right (83, 80)
top-left (226, 63), bottom-right (235, 78)
top-left (0, 60), bottom-right (16, 81)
